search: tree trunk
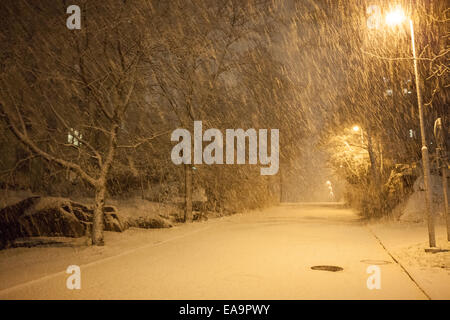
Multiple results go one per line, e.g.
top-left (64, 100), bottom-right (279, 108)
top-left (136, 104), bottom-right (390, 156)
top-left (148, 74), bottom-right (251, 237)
top-left (378, 142), bottom-right (384, 177)
top-left (92, 183), bottom-right (106, 246)
top-left (184, 164), bottom-right (193, 222)
top-left (91, 122), bottom-right (118, 245)
top-left (366, 132), bottom-right (380, 188)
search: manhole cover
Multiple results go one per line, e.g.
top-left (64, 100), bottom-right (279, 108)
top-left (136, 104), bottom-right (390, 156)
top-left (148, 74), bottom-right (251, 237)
top-left (360, 259), bottom-right (392, 265)
top-left (311, 265), bottom-right (343, 272)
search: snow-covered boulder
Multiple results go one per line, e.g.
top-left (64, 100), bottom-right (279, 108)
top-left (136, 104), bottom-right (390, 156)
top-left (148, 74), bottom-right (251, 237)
top-left (126, 215), bottom-right (173, 229)
top-left (0, 197), bottom-right (126, 248)
top-left (103, 205), bottom-right (125, 232)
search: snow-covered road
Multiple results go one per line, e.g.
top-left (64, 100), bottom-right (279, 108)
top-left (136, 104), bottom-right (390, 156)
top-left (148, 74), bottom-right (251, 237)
top-left (0, 203), bottom-right (441, 299)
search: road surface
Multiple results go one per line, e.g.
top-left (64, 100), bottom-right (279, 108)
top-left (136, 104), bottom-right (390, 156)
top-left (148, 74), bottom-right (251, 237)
top-left (0, 203), bottom-right (427, 299)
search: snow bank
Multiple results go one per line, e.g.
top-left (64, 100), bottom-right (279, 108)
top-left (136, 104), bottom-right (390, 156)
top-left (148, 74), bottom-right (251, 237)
top-left (399, 174), bottom-right (448, 222)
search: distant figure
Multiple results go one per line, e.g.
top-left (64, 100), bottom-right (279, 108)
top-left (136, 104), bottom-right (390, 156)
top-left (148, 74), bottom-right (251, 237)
top-left (326, 180), bottom-right (335, 202)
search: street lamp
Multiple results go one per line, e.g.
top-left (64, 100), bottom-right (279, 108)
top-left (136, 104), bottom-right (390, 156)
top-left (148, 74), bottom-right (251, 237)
top-left (385, 7), bottom-right (406, 27)
top-left (352, 125), bottom-right (364, 144)
top-left (385, 7), bottom-right (436, 247)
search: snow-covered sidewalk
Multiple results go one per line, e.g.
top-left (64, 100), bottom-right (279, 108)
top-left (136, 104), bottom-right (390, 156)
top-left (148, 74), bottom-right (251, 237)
top-left (369, 221), bottom-right (450, 299)
top-left (1, 204), bottom-right (447, 299)
top-left (0, 218), bottom-right (218, 292)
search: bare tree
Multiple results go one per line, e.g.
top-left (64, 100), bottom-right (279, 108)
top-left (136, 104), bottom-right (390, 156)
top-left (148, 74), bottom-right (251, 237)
top-left (0, 1), bottom-right (147, 245)
top-left (139, 0), bottom-right (289, 220)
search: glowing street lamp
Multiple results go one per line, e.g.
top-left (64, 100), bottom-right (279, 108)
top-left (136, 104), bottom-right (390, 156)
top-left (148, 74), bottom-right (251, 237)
top-left (385, 6), bottom-right (436, 247)
top-left (352, 125), bottom-right (364, 144)
top-left (385, 7), bottom-right (406, 27)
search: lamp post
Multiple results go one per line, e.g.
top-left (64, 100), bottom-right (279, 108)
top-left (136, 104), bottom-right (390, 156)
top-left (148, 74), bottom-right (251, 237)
top-left (434, 118), bottom-right (449, 241)
top-left (385, 7), bottom-right (436, 247)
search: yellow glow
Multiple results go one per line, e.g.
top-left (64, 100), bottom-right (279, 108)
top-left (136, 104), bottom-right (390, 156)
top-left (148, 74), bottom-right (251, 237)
top-left (352, 125), bottom-right (360, 132)
top-left (385, 7), bottom-right (406, 26)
